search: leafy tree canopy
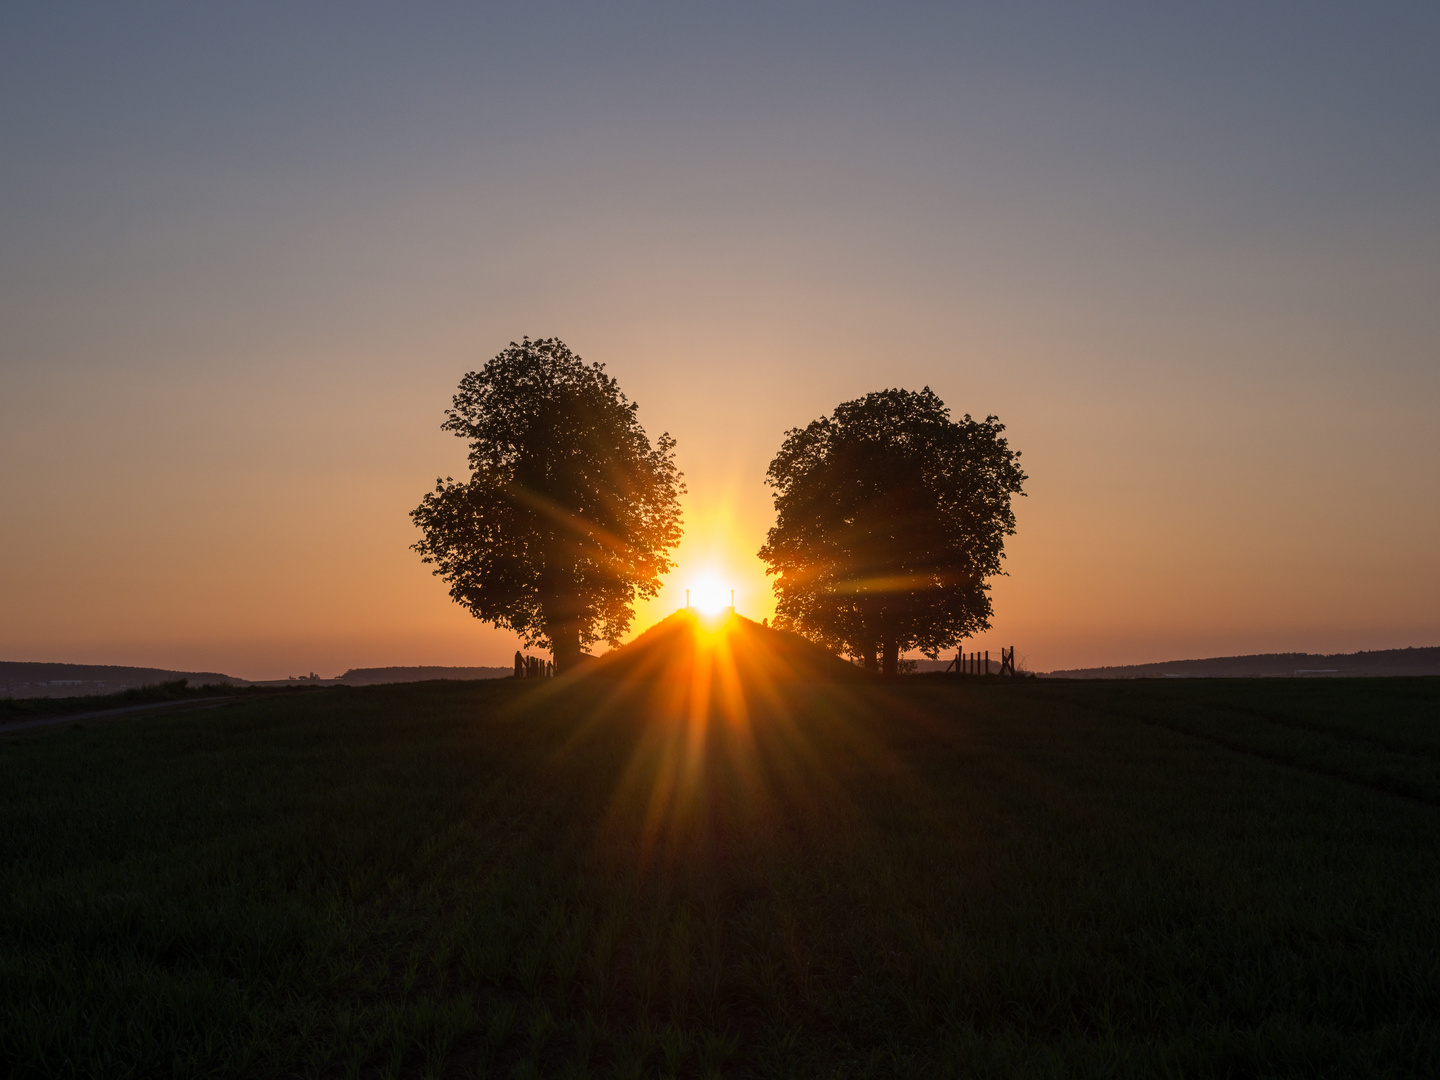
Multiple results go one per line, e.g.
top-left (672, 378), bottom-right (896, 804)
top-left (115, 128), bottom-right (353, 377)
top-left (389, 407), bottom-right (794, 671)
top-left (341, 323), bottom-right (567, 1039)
top-left (412, 338), bottom-right (684, 672)
top-left (758, 387), bottom-right (1025, 675)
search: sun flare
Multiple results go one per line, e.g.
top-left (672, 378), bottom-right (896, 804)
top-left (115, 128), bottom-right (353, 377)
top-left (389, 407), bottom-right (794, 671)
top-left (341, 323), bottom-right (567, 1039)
top-left (688, 575), bottom-right (731, 616)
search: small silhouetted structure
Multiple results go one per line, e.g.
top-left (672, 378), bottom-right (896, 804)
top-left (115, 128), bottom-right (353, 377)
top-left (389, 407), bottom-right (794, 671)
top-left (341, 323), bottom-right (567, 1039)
top-left (944, 647), bottom-right (1015, 676)
top-left (513, 651), bottom-right (553, 679)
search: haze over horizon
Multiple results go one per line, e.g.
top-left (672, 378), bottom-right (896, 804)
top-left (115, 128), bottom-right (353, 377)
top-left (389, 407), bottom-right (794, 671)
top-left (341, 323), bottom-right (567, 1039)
top-left (3, 4), bottom-right (1437, 680)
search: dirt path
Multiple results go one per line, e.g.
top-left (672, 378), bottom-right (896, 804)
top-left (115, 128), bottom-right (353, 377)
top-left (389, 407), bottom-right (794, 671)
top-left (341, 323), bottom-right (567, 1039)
top-left (0, 696), bottom-right (236, 735)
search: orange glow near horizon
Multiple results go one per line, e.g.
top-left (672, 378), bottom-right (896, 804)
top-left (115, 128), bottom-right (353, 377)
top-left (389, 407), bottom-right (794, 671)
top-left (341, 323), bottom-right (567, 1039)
top-left (627, 477), bottom-right (778, 650)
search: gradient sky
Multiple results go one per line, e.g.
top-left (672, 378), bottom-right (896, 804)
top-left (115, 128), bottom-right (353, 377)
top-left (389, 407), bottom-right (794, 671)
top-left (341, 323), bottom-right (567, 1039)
top-left (2, 3), bottom-right (1437, 678)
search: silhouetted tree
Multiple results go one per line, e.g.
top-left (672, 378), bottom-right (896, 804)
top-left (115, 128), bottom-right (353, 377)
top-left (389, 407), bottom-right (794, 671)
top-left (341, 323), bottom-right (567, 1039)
top-left (412, 338), bottom-right (684, 673)
top-left (758, 388), bottom-right (1025, 676)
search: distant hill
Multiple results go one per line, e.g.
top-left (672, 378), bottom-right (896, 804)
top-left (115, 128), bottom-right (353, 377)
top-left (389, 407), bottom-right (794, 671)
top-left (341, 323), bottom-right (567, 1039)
top-left (1043, 646), bottom-right (1440, 679)
top-left (0, 661), bottom-right (246, 698)
top-left (1, 661), bottom-right (522, 699)
top-left (337, 666), bottom-right (512, 686)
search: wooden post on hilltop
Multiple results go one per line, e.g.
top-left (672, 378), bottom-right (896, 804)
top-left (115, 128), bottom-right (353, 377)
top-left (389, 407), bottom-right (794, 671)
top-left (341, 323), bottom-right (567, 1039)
top-left (985, 650), bottom-right (989, 676)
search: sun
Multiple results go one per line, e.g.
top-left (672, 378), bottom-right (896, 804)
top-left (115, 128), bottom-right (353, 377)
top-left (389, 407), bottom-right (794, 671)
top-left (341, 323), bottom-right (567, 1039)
top-left (688, 575), bottom-right (731, 616)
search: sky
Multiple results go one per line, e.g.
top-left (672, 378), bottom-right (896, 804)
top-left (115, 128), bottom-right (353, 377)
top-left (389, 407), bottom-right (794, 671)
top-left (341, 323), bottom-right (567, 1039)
top-left (1, 2), bottom-right (1437, 679)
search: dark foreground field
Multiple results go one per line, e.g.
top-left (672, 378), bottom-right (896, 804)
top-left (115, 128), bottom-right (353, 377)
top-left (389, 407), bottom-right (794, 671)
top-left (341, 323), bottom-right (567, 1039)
top-left (3, 676), bottom-right (1438, 1078)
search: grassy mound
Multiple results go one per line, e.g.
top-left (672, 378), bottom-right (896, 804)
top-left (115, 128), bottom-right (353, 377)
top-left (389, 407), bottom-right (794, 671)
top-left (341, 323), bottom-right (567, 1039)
top-left (587, 608), bottom-right (863, 684)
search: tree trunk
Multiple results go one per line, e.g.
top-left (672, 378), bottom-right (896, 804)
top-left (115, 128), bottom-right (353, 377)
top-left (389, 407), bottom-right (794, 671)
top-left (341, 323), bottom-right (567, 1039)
top-left (540, 576), bottom-right (585, 675)
top-left (862, 643), bottom-right (878, 672)
top-left (549, 621), bottom-right (582, 675)
top-left (860, 611), bottom-right (879, 673)
top-left (882, 637), bottom-right (899, 677)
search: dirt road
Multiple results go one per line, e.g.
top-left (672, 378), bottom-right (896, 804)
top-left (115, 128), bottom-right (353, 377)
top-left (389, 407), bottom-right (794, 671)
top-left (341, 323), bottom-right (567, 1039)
top-left (0, 696), bottom-right (235, 735)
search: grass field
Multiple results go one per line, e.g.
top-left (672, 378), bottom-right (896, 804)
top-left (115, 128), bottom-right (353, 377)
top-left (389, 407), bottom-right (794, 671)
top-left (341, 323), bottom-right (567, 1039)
top-left (2, 675), bottom-right (1438, 1078)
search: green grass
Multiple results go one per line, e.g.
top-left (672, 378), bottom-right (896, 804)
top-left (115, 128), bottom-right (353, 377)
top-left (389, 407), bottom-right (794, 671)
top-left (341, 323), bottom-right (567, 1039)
top-left (2, 676), bottom-right (1437, 1078)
